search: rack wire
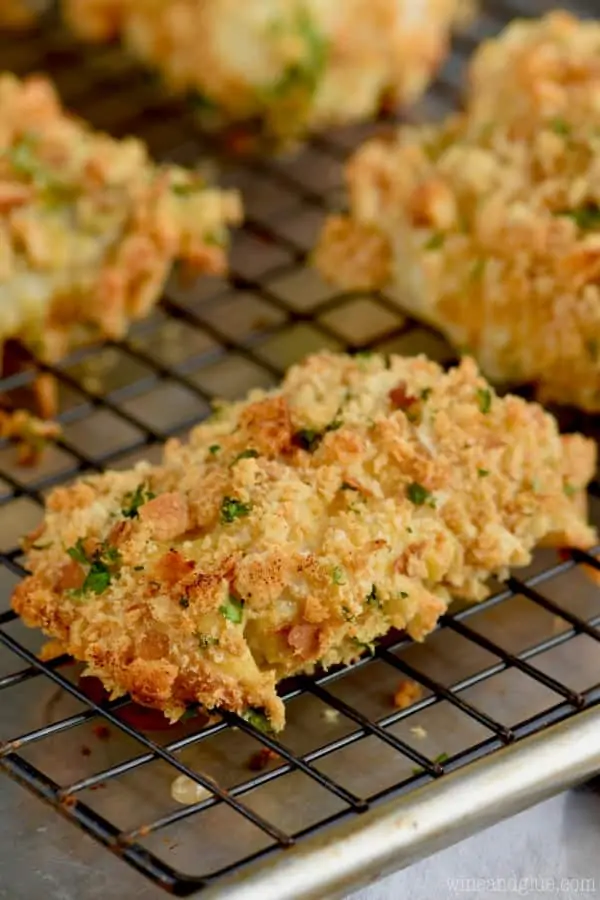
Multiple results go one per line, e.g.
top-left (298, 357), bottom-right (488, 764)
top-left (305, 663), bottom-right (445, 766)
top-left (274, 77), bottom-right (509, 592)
top-left (1, 1), bottom-right (600, 897)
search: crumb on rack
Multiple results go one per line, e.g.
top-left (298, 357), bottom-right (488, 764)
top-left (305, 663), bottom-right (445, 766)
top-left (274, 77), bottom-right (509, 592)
top-left (170, 774), bottom-right (212, 806)
top-left (248, 747), bottom-right (281, 771)
top-left (394, 679), bottom-right (422, 710)
top-left (92, 724), bottom-right (111, 741)
top-left (321, 708), bottom-right (341, 723)
top-left (409, 725), bottom-right (428, 739)
top-left (0, 407), bottom-right (61, 466)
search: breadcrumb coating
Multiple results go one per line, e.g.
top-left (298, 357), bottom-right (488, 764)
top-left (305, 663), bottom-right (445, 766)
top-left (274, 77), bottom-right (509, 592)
top-left (13, 351), bottom-right (596, 730)
top-left (315, 12), bottom-right (600, 411)
top-left (0, 73), bottom-right (241, 364)
top-left (62, 0), bottom-right (470, 143)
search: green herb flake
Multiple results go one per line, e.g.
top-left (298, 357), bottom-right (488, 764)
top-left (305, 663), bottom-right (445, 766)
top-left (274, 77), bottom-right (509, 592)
top-left (469, 257), bottom-right (487, 281)
top-left (121, 483), bottom-right (156, 519)
top-left (351, 638), bottom-right (374, 655)
top-left (561, 204), bottom-right (600, 231)
top-left (424, 232), bottom-right (445, 251)
top-left (171, 179), bottom-right (205, 197)
top-left (233, 449), bottom-right (260, 463)
top-left (420, 387), bottom-right (432, 401)
top-left (406, 482), bottom-right (435, 507)
top-left (366, 584), bottom-right (379, 606)
top-left (81, 564), bottom-right (112, 596)
top-left (332, 566), bottom-right (345, 585)
top-left (269, 9), bottom-right (328, 101)
top-left (208, 444), bottom-right (221, 455)
top-left (433, 751), bottom-right (449, 764)
top-left (476, 388), bottom-right (492, 414)
top-left (67, 538), bottom-right (88, 565)
top-left (399, 591), bottom-right (409, 599)
top-left (219, 594), bottom-right (244, 624)
top-left (478, 468), bottom-right (490, 478)
top-left (354, 350), bottom-right (374, 359)
top-left (242, 707), bottom-right (273, 733)
top-left (549, 117), bottom-right (571, 137)
top-left (293, 428), bottom-right (323, 452)
top-left (563, 482), bottom-right (577, 497)
top-left (220, 496), bottom-right (252, 523)
top-left (198, 634), bottom-right (219, 648)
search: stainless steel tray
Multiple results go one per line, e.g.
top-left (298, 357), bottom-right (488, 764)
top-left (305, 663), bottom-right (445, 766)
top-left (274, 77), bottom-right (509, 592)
top-left (1, 2), bottom-right (600, 897)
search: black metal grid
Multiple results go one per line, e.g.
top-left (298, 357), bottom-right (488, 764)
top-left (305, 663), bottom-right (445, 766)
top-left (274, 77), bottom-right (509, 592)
top-left (1, 0), bottom-right (600, 896)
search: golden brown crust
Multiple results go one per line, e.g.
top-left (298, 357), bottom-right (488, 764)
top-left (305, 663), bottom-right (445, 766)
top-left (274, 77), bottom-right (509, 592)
top-left (0, 72), bottom-right (242, 364)
top-left (62, 0), bottom-right (468, 143)
top-left (315, 12), bottom-right (600, 411)
top-left (12, 351), bottom-right (596, 730)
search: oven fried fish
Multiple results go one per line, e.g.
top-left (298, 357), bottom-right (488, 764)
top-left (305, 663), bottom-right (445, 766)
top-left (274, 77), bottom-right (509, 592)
top-left (315, 12), bottom-right (600, 411)
top-left (13, 351), bottom-right (596, 729)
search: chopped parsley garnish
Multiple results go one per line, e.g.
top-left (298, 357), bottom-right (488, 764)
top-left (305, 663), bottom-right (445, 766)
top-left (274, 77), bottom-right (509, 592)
top-left (66, 539), bottom-right (121, 597)
top-left (351, 638), bottom-right (374, 655)
top-left (399, 591), bottom-right (409, 599)
top-left (270, 8), bottom-right (328, 101)
top-left (560, 203), bottom-right (600, 231)
top-left (476, 388), bottom-right (492, 414)
top-left (171, 179), bottom-right (205, 196)
top-left (478, 468), bottom-right (490, 478)
top-left (67, 539), bottom-right (88, 564)
top-left (332, 566), bottom-right (345, 585)
top-left (420, 388), bottom-right (432, 401)
top-left (179, 597), bottom-right (190, 609)
top-left (406, 482), bottom-right (435, 507)
top-left (198, 634), bottom-right (219, 648)
top-left (563, 483), bottom-right (577, 497)
top-left (233, 449), bottom-right (260, 463)
top-left (221, 496), bottom-right (252, 523)
top-left (469, 257), bottom-right (487, 281)
top-left (209, 444), bottom-right (221, 455)
top-left (354, 350), bottom-right (374, 359)
top-left (219, 594), bottom-right (244, 624)
top-left (7, 134), bottom-right (41, 180)
top-left (366, 584), bottom-right (380, 606)
top-left (549, 118), bottom-right (571, 137)
top-left (242, 708), bottom-right (273, 733)
top-left (433, 751), bottom-right (449, 764)
top-left (424, 232), bottom-right (445, 251)
top-left (121, 483), bottom-right (156, 518)
top-left (293, 428), bottom-right (323, 452)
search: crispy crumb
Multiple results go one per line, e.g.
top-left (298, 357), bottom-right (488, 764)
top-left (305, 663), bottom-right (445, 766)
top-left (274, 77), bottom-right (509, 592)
top-left (322, 708), bottom-right (341, 724)
top-left (394, 680), bottom-right (422, 710)
top-left (0, 408), bottom-right (61, 466)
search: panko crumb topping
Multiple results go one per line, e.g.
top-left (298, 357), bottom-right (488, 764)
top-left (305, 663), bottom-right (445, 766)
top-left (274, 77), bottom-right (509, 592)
top-left (315, 11), bottom-right (600, 411)
top-left (0, 73), bottom-right (242, 363)
top-left (12, 351), bottom-right (596, 730)
top-left (62, 0), bottom-right (469, 144)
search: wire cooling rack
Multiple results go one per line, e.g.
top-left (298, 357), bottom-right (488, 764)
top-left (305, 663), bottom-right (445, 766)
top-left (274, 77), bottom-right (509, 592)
top-left (1, 1), bottom-right (600, 898)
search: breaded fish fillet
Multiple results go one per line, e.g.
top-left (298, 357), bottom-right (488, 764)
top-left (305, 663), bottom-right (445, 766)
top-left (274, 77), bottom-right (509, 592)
top-left (62, 0), bottom-right (470, 144)
top-left (315, 12), bottom-right (600, 411)
top-left (13, 351), bottom-right (596, 730)
top-left (0, 73), bottom-right (241, 364)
